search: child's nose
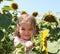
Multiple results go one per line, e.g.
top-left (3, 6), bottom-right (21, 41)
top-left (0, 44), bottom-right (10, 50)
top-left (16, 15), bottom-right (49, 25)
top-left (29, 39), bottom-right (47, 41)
top-left (25, 30), bottom-right (29, 34)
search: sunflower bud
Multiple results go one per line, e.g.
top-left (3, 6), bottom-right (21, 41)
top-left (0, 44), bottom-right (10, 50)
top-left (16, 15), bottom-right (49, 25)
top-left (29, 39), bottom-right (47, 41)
top-left (20, 10), bottom-right (27, 15)
top-left (10, 2), bottom-right (18, 11)
top-left (32, 11), bottom-right (38, 17)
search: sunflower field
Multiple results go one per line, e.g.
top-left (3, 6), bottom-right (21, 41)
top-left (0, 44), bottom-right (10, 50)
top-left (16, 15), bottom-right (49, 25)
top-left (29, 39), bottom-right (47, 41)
top-left (0, 0), bottom-right (60, 54)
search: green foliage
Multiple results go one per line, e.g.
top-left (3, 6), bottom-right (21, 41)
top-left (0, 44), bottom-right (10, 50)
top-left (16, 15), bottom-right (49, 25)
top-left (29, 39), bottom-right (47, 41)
top-left (11, 43), bottom-right (26, 54)
top-left (0, 30), bottom-right (4, 41)
top-left (39, 21), bottom-right (60, 54)
top-left (0, 13), bottom-right (12, 29)
top-left (2, 5), bottom-right (12, 11)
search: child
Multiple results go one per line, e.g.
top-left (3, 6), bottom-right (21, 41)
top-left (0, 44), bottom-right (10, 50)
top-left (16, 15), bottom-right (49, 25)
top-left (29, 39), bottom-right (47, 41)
top-left (14, 14), bottom-right (39, 54)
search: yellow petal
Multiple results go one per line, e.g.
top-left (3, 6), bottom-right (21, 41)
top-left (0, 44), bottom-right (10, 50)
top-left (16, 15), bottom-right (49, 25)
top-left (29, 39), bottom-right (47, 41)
top-left (42, 29), bottom-right (50, 38)
top-left (42, 45), bottom-right (46, 51)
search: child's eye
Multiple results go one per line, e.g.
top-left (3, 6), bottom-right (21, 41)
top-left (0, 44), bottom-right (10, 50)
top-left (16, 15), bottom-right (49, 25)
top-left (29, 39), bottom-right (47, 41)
top-left (29, 28), bottom-right (33, 31)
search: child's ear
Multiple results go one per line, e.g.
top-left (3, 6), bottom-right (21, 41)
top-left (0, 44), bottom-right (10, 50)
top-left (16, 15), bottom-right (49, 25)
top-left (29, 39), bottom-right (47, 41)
top-left (32, 11), bottom-right (38, 17)
top-left (20, 10), bottom-right (27, 15)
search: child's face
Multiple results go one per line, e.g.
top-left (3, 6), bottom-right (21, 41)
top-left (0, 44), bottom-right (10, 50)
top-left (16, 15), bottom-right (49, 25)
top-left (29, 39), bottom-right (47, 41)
top-left (19, 22), bottom-right (34, 40)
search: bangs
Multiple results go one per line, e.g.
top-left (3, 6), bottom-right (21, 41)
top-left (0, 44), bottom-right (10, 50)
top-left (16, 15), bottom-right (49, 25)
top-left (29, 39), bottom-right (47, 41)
top-left (18, 14), bottom-right (36, 27)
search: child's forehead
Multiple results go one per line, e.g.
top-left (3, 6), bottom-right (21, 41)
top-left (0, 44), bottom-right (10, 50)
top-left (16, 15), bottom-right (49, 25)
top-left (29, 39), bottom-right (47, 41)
top-left (20, 18), bottom-right (34, 24)
top-left (20, 22), bottom-right (34, 28)
top-left (18, 14), bottom-right (36, 27)
top-left (22, 21), bottom-right (33, 25)
top-left (19, 14), bottom-right (34, 23)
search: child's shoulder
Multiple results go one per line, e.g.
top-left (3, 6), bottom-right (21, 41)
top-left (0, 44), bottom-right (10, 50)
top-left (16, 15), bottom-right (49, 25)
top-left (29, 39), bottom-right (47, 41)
top-left (14, 36), bottom-right (20, 43)
top-left (14, 36), bottom-right (19, 39)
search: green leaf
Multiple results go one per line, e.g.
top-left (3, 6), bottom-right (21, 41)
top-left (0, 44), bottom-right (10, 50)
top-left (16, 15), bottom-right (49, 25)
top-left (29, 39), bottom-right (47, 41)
top-left (31, 51), bottom-right (38, 54)
top-left (15, 43), bottom-right (25, 48)
top-left (0, 47), bottom-right (6, 54)
top-left (47, 41), bottom-right (58, 53)
top-left (2, 5), bottom-right (12, 11)
top-left (0, 30), bottom-right (4, 41)
top-left (57, 39), bottom-right (60, 49)
top-left (50, 27), bottom-right (60, 35)
top-left (0, 13), bottom-right (12, 29)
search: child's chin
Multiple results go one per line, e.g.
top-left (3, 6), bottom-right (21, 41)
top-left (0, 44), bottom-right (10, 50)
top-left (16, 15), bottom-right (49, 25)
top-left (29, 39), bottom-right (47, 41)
top-left (24, 38), bottom-right (30, 40)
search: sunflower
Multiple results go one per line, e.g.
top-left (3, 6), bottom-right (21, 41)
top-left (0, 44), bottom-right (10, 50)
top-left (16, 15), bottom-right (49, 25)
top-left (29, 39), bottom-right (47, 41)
top-left (42, 29), bottom-right (49, 54)
top-left (32, 11), bottom-right (38, 17)
top-left (10, 2), bottom-right (18, 11)
top-left (0, 0), bottom-right (3, 3)
top-left (42, 14), bottom-right (58, 26)
top-left (42, 38), bottom-right (47, 52)
top-left (42, 29), bottom-right (50, 49)
top-left (20, 10), bottom-right (27, 15)
top-left (42, 29), bottom-right (50, 39)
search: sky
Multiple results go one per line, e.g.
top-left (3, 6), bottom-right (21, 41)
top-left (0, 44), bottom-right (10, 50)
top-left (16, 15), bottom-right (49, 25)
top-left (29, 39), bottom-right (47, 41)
top-left (0, 0), bottom-right (60, 20)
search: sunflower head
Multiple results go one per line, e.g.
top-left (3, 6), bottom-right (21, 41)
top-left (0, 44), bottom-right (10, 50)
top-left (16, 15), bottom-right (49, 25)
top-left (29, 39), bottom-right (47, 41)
top-left (32, 11), bottom-right (38, 17)
top-left (0, 0), bottom-right (3, 3)
top-left (20, 10), bottom-right (27, 15)
top-left (42, 14), bottom-right (58, 26)
top-left (10, 2), bottom-right (18, 11)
